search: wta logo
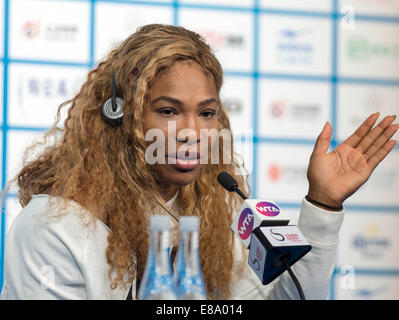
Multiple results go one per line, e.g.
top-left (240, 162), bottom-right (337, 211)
top-left (237, 208), bottom-right (254, 240)
top-left (255, 202), bottom-right (280, 217)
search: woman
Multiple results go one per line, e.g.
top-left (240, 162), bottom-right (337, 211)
top-left (1, 24), bottom-right (397, 300)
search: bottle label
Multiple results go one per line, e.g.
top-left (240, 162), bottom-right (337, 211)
top-left (192, 232), bottom-right (199, 250)
top-left (161, 231), bottom-right (169, 250)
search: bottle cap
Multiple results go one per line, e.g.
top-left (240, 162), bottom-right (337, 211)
top-left (150, 215), bottom-right (170, 231)
top-left (179, 216), bottom-right (199, 232)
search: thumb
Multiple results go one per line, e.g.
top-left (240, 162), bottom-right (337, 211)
top-left (312, 121), bottom-right (332, 156)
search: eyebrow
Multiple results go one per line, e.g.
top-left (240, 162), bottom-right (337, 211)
top-left (150, 96), bottom-right (218, 107)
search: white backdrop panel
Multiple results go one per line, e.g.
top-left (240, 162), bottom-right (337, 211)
top-left (338, 212), bottom-right (399, 269)
top-left (221, 75), bottom-right (253, 134)
top-left (257, 143), bottom-right (312, 202)
top-left (0, 0), bottom-right (398, 300)
top-left (7, 63), bottom-right (87, 128)
top-left (179, 8), bottom-right (254, 72)
top-left (337, 83), bottom-right (399, 141)
top-left (9, 0), bottom-right (90, 63)
top-left (344, 150), bottom-right (399, 206)
top-left (334, 273), bottom-right (399, 300)
top-left (6, 130), bottom-right (47, 193)
top-left (259, 14), bottom-right (332, 75)
top-left (94, 2), bottom-right (174, 62)
top-left (258, 79), bottom-right (331, 139)
top-left (338, 20), bottom-right (399, 79)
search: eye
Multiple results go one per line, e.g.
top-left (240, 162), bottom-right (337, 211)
top-left (158, 108), bottom-right (177, 116)
top-left (201, 110), bottom-right (216, 118)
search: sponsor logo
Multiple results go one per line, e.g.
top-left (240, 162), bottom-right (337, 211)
top-left (269, 228), bottom-right (302, 243)
top-left (26, 77), bottom-right (68, 97)
top-left (237, 208), bottom-right (254, 240)
top-left (199, 30), bottom-right (245, 49)
top-left (291, 103), bottom-right (320, 120)
top-left (268, 163), bottom-right (282, 182)
top-left (22, 21), bottom-right (41, 39)
top-left (267, 163), bottom-right (307, 184)
top-left (22, 20), bottom-right (78, 42)
top-left (276, 28), bottom-right (314, 65)
top-left (270, 101), bottom-right (286, 118)
top-left (285, 233), bottom-right (301, 242)
top-left (17, 75), bottom-right (82, 105)
top-left (352, 223), bottom-right (390, 259)
top-left (269, 228), bottom-right (285, 241)
top-left (269, 101), bottom-right (321, 121)
top-left (347, 36), bottom-right (399, 62)
top-left (255, 202), bottom-right (280, 217)
top-left (222, 97), bottom-right (243, 115)
top-left (46, 24), bottom-right (78, 41)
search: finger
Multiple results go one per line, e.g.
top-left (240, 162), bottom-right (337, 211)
top-left (343, 112), bottom-right (380, 148)
top-left (364, 123), bottom-right (399, 160)
top-left (312, 121), bottom-right (332, 156)
top-left (367, 139), bottom-right (397, 172)
top-left (356, 115), bottom-right (397, 154)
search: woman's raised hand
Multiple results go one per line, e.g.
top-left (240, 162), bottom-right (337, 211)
top-left (306, 113), bottom-right (398, 209)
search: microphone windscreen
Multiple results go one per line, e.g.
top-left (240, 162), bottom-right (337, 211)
top-left (217, 172), bottom-right (238, 192)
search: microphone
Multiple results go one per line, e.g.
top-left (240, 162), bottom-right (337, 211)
top-left (231, 199), bottom-right (292, 249)
top-left (248, 225), bottom-right (311, 287)
top-left (217, 172), bottom-right (291, 248)
top-left (217, 172), bottom-right (247, 200)
top-left (217, 171), bottom-right (311, 299)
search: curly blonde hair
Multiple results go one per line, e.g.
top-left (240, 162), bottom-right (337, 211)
top-left (13, 24), bottom-right (249, 299)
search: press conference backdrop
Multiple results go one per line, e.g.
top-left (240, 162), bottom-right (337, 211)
top-left (1, 0), bottom-right (399, 300)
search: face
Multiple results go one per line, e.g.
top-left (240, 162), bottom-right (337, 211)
top-left (143, 60), bottom-right (219, 192)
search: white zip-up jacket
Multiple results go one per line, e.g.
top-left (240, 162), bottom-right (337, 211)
top-left (0, 194), bottom-right (344, 300)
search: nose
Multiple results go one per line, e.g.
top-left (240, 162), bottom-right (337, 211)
top-left (176, 115), bottom-right (201, 145)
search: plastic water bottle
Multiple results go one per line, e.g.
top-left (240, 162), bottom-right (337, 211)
top-left (174, 216), bottom-right (207, 300)
top-left (138, 215), bottom-right (177, 300)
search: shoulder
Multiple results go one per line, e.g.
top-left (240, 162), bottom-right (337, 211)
top-left (6, 195), bottom-right (111, 266)
top-left (13, 194), bottom-right (109, 231)
top-left (2, 195), bottom-right (126, 299)
top-left (10, 195), bottom-right (107, 241)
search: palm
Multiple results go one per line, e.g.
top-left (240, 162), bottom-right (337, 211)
top-left (307, 113), bottom-right (398, 207)
top-left (309, 144), bottom-right (370, 204)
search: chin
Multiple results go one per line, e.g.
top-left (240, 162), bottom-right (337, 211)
top-left (161, 164), bottom-right (201, 187)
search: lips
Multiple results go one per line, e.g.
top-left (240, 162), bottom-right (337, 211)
top-left (167, 151), bottom-right (201, 171)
